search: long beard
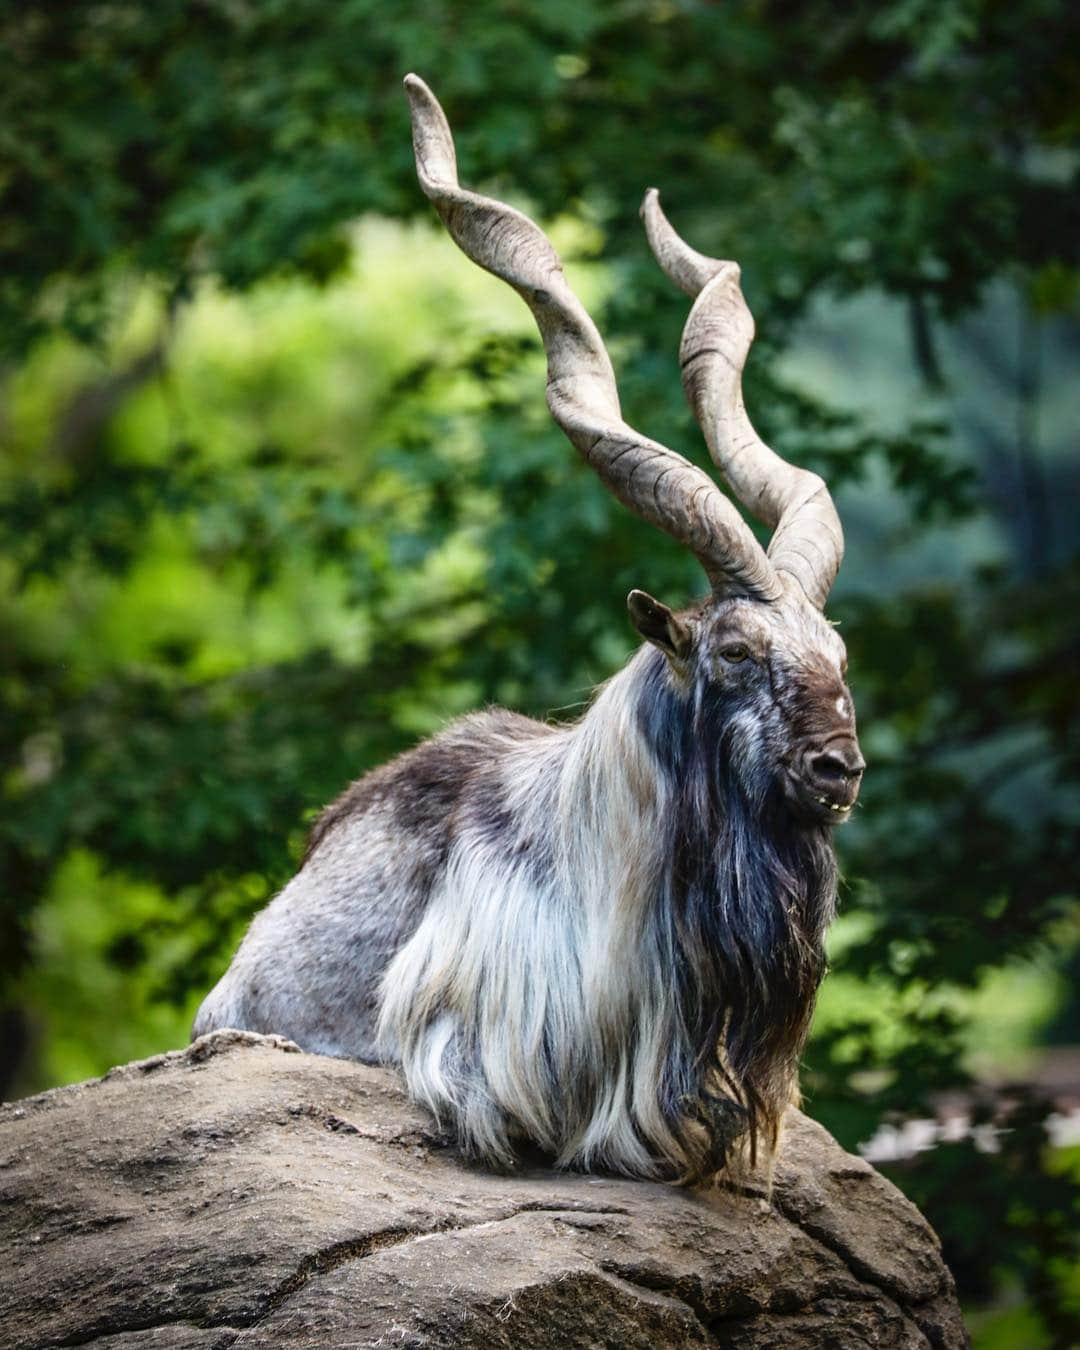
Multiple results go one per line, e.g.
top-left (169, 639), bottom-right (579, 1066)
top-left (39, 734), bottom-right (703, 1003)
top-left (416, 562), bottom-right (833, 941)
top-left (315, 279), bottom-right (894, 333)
top-left (641, 660), bottom-right (838, 1163)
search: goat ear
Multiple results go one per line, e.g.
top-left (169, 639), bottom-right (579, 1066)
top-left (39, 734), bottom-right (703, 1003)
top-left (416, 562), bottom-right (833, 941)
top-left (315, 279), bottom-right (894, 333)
top-left (627, 590), bottom-right (692, 661)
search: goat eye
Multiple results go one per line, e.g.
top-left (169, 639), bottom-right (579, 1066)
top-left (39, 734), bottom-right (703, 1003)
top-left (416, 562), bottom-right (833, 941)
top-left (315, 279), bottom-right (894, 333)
top-left (721, 643), bottom-right (751, 664)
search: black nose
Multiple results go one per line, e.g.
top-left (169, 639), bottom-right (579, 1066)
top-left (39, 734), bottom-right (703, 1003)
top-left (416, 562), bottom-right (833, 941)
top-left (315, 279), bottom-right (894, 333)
top-left (806, 740), bottom-right (865, 786)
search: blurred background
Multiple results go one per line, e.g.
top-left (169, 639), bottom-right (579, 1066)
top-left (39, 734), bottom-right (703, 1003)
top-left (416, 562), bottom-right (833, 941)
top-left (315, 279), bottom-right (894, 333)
top-left (1, 2), bottom-right (1077, 1344)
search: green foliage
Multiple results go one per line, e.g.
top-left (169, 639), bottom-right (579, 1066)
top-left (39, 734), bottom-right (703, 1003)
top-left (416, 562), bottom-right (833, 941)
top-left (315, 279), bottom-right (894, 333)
top-left (4, 1), bottom-right (1078, 350)
top-left (2, 3), bottom-right (1079, 1343)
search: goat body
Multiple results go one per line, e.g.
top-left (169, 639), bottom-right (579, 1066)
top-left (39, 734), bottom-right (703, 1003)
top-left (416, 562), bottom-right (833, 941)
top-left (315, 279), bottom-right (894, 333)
top-left (195, 644), bottom-right (837, 1180)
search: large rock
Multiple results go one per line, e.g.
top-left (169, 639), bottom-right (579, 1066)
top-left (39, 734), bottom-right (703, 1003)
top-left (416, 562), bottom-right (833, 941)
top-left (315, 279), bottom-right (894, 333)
top-left (0, 1031), bottom-right (966, 1348)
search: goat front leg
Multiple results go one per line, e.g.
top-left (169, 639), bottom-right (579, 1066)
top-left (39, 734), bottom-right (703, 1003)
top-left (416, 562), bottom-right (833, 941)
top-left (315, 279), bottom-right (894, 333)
top-left (680, 1089), bottom-right (749, 1175)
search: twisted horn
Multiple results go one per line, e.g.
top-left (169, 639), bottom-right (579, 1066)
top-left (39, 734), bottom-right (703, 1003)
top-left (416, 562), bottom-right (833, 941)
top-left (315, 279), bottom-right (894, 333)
top-left (642, 190), bottom-right (844, 608)
top-left (405, 75), bottom-right (782, 601)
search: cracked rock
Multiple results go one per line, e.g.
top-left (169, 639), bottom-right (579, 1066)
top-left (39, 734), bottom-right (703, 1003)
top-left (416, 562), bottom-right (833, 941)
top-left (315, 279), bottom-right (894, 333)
top-left (0, 1030), bottom-right (968, 1348)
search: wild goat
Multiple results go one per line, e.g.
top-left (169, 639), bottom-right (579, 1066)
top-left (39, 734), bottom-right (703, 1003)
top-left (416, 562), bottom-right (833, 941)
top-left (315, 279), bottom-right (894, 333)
top-left (193, 75), bottom-right (864, 1183)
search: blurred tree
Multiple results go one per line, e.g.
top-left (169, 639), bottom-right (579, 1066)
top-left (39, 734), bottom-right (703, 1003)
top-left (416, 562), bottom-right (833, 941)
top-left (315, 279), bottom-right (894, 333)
top-left (2, 1), bottom-right (1078, 1342)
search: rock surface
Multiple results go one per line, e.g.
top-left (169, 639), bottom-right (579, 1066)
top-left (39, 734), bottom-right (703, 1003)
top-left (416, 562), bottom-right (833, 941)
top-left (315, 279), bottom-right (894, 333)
top-left (0, 1030), bottom-right (967, 1348)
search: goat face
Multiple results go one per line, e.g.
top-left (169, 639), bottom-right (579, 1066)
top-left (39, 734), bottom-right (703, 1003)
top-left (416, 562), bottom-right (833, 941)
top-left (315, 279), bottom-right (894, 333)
top-left (630, 585), bottom-right (863, 827)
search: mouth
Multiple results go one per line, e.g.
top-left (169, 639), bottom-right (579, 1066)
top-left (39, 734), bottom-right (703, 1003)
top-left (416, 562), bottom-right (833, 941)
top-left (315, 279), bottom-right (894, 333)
top-left (784, 773), bottom-right (858, 825)
top-left (811, 792), bottom-right (853, 819)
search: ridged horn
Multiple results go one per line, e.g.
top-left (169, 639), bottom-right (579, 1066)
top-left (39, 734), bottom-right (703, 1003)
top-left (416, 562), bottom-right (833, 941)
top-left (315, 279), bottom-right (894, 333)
top-left (404, 74), bottom-right (782, 601)
top-left (642, 189), bottom-right (844, 608)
